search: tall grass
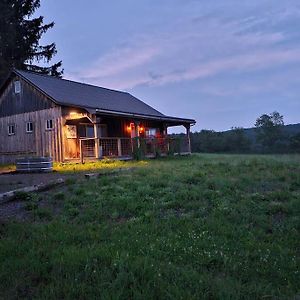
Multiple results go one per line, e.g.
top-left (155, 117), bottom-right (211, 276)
top-left (0, 154), bottom-right (299, 299)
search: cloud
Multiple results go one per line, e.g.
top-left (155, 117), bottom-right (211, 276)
top-left (66, 1), bottom-right (300, 91)
top-left (150, 48), bottom-right (300, 86)
top-left (81, 46), bottom-right (160, 79)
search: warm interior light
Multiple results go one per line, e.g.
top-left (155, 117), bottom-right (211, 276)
top-left (127, 123), bottom-right (135, 133)
top-left (68, 111), bottom-right (85, 119)
top-left (126, 123), bottom-right (134, 132)
top-left (139, 126), bottom-right (144, 133)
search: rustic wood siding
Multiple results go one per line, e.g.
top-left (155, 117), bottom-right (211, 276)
top-left (0, 107), bottom-right (63, 164)
top-left (99, 116), bottom-right (165, 137)
top-left (0, 76), bottom-right (54, 117)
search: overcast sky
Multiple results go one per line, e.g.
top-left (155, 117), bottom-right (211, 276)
top-left (39, 0), bottom-right (300, 132)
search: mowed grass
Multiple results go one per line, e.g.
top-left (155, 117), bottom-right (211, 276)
top-left (0, 154), bottom-right (300, 299)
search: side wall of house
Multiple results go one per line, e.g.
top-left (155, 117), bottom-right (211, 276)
top-left (0, 75), bottom-right (64, 164)
top-left (0, 107), bottom-right (63, 164)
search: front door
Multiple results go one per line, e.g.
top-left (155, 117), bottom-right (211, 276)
top-left (64, 124), bottom-right (79, 159)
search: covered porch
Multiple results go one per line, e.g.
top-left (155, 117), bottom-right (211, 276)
top-left (62, 110), bottom-right (194, 162)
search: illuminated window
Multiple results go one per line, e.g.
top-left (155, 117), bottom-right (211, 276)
top-left (26, 122), bottom-right (33, 133)
top-left (14, 81), bottom-right (21, 94)
top-left (46, 119), bottom-right (53, 130)
top-left (8, 124), bottom-right (15, 135)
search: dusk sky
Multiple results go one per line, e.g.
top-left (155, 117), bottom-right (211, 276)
top-left (38, 0), bottom-right (300, 132)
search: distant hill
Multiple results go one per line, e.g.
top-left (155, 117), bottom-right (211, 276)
top-left (283, 123), bottom-right (300, 135)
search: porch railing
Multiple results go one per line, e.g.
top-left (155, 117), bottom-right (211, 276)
top-left (99, 137), bottom-right (132, 157)
top-left (80, 138), bottom-right (96, 158)
top-left (79, 136), bottom-right (190, 161)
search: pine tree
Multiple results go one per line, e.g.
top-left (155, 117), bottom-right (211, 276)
top-left (0, 0), bottom-right (63, 84)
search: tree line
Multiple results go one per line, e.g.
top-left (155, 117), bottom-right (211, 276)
top-left (188, 112), bottom-right (300, 154)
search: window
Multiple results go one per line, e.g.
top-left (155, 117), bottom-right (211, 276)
top-left (98, 124), bottom-right (107, 137)
top-left (26, 122), bottom-right (33, 133)
top-left (46, 119), bottom-right (53, 130)
top-left (86, 125), bottom-right (94, 138)
top-left (8, 124), bottom-right (15, 135)
top-left (14, 81), bottom-right (21, 94)
top-left (145, 128), bottom-right (157, 137)
top-left (78, 124), bottom-right (95, 138)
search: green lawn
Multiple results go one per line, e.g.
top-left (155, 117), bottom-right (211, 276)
top-left (0, 154), bottom-right (300, 299)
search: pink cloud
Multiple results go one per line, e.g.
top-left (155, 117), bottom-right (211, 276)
top-left (65, 9), bottom-right (300, 90)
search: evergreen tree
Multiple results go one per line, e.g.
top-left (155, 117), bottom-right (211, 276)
top-left (0, 0), bottom-right (63, 84)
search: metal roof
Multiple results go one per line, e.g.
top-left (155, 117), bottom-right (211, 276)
top-left (14, 69), bottom-right (195, 124)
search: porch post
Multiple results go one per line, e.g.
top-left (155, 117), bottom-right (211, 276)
top-left (184, 124), bottom-right (191, 154)
top-left (164, 125), bottom-right (170, 152)
top-left (134, 121), bottom-right (140, 138)
top-left (80, 140), bottom-right (83, 164)
top-left (117, 138), bottom-right (122, 157)
top-left (134, 121), bottom-right (140, 148)
top-left (94, 123), bottom-right (100, 159)
top-left (163, 124), bottom-right (169, 153)
top-left (163, 124), bottom-right (168, 137)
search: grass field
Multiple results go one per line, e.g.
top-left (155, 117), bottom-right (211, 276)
top-left (0, 154), bottom-right (300, 299)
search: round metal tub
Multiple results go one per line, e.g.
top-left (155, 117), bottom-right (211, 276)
top-left (16, 157), bottom-right (53, 173)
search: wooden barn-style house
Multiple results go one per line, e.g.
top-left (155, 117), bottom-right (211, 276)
top-left (0, 70), bottom-right (196, 164)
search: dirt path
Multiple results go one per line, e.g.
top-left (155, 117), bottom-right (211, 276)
top-left (0, 172), bottom-right (80, 221)
top-left (0, 172), bottom-right (80, 194)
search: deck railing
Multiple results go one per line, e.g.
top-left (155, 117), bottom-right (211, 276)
top-left (79, 136), bottom-right (190, 161)
top-left (99, 137), bottom-right (132, 157)
top-left (80, 138), bottom-right (96, 158)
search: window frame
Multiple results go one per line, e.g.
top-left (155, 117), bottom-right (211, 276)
top-left (14, 81), bottom-right (21, 94)
top-left (26, 122), bottom-right (34, 133)
top-left (78, 123), bottom-right (95, 138)
top-left (46, 119), bottom-right (53, 131)
top-left (8, 124), bottom-right (15, 136)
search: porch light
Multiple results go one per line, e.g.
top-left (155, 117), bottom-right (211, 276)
top-left (127, 122), bottom-right (135, 133)
top-left (68, 111), bottom-right (84, 119)
top-left (139, 126), bottom-right (144, 133)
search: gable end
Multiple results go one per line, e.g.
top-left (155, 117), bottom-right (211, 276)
top-left (0, 74), bottom-right (56, 117)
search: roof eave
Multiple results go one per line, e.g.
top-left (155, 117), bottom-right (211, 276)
top-left (93, 108), bottom-right (196, 125)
